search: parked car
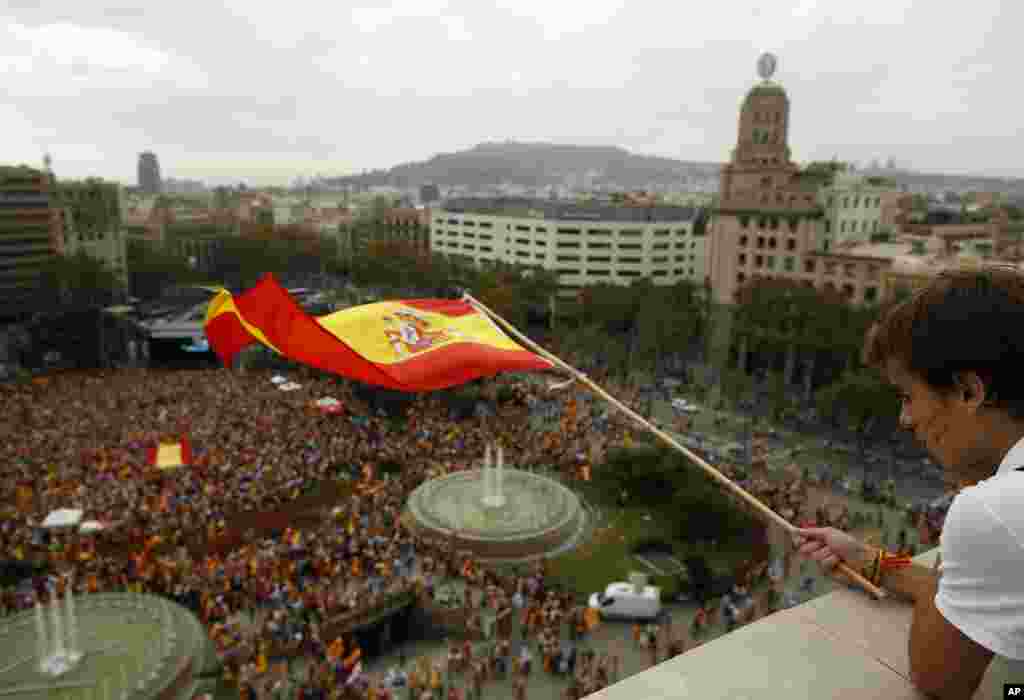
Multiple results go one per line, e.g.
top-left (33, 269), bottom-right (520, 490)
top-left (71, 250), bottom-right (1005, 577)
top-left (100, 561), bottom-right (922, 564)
top-left (588, 582), bottom-right (662, 620)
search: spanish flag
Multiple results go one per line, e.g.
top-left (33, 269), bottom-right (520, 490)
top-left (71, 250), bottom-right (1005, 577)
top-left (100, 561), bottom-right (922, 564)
top-left (148, 435), bottom-right (192, 470)
top-left (204, 274), bottom-right (552, 392)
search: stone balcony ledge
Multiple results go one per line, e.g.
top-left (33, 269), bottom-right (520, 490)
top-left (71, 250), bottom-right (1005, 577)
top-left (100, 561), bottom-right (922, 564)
top-left (592, 549), bottom-right (947, 700)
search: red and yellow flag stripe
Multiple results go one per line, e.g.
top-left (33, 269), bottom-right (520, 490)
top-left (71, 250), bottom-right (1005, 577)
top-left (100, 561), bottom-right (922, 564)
top-left (204, 274), bottom-right (552, 392)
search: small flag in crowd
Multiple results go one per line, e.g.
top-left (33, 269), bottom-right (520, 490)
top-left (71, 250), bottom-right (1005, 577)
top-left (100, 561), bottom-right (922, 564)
top-left (148, 435), bottom-right (192, 470)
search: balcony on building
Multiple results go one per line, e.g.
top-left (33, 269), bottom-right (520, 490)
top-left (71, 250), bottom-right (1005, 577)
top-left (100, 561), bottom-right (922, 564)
top-left (593, 548), bottom-right (946, 699)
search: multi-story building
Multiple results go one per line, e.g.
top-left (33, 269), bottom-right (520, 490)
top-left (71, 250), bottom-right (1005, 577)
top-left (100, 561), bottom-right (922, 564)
top-left (818, 173), bottom-right (902, 249)
top-left (708, 57), bottom-right (827, 308)
top-left (0, 166), bottom-right (61, 318)
top-left (431, 197), bottom-right (704, 298)
top-left (137, 152), bottom-right (162, 195)
top-left (55, 179), bottom-right (127, 281)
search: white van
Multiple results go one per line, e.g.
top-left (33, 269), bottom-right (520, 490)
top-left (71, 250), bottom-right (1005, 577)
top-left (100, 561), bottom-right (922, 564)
top-left (588, 582), bottom-right (662, 621)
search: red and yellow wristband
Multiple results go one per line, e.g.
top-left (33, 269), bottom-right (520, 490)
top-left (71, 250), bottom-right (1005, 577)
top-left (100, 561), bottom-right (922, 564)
top-left (862, 548), bottom-right (913, 586)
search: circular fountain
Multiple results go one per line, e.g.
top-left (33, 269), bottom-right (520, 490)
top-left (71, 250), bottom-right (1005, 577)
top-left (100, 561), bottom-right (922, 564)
top-left (0, 591), bottom-right (213, 700)
top-left (405, 445), bottom-right (586, 561)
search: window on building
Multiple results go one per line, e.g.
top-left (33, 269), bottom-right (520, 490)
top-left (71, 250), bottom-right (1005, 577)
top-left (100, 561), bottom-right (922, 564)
top-left (589, 269), bottom-right (611, 276)
top-left (842, 283), bottom-right (855, 299)
top-left (619, 243), bottom-right (642, 250)
top-left (758, 217), bottom-right (767, 229)
top-left (755, 255), bottom-right (764, 268)
top-left (619, 257), bottom-right (642, 264)
top-left (843, 197), bottom-right (849, 208)
top-left (765, 256), bottom-right (776, 270)
top-left (654, 229), bottom-right (670, 236)
top-left (557, 269), bottom-right (579, 275)
top-left (740, 216), bottom-right (750, 228)
top-left (557, 228), bottom-right (581, 235)
top-left (824, 240), bottom-right (831, 252)
top-left (652, 256), bottom-right (669, 263)
top-left (556, 241), bottom-right (580, 249)
top-left (588, 242), bottom-right (611, 249)
top-left (786, 238), bottom-right (796, 251)
top-left (588, 256), bottom-right (611, 263)
top-left (804, 259), bottom-right (816, 273)
top-left (619, 229), bottom-right (643, 237)
top-left (652, 242), bottom-right (669, 250)
top-left (536, 227), bottom-right (547, 233)
top-left (535, 239), bottom-right (546, 246)
top-left (587, 229), bottom-right (611, 236)
top-left (768, 237), bottom-right (777, 249)
top-left (556, 255), bottom-right (580, 262)
top-left (739, 235), bottom-right (748, 247)
top-left (516, 251), bottom-right (530, 258)
top-left (652, 270), bottom-right (668, 277)
top-left (872, 221), bottom-right (879, 233)
top-left (516, 238), bottom-right (529, 244)
top-left (783, 256), bottom-right (795, 272)
top-left (737, 272), bottom-right (746, 284)
top-left (864, 287), bottom-right (878, 303)
top-left (618, 270), bottom-right (642, 277)
top-left (516, 225), bottom-right (530, 231)
top-left (479, 222), bottom-right (493, 228)
top-left (770, 217), bottom-right (780, 230)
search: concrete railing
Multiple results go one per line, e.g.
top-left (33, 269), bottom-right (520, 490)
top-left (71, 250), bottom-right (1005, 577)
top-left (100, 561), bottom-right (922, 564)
top-left (591, 548), bottom-right (945, 700)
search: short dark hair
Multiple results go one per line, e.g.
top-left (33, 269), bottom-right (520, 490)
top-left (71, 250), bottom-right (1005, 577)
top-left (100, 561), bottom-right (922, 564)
top-left (863, 265), bottom-right (1024, 419)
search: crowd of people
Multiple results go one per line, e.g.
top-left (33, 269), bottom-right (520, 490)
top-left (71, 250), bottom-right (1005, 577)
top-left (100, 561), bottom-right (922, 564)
top-left (0, 363), bottom-right (663, 699)
top-left (0, 353), bottom-right (937, 700)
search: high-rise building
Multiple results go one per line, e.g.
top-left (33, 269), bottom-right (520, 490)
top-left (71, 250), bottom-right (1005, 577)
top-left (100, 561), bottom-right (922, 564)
top-left (137, 151), bottom-right (162, 195)
top-left (0, 166), bottom-right (60, 318)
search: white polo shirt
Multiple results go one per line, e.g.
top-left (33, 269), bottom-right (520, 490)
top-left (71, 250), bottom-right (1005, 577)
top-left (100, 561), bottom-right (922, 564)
top-left (935, 434), bottom-right (1024, 661)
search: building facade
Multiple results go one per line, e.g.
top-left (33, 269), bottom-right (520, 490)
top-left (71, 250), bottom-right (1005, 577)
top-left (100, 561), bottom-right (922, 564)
top-left (137, 152), bottom-right (162, 195)
top-left (431, 198), bottom-right (704, 298)
top-left (818, 174), bottom-right (900, 249)
top-left (0, 166), bottom-right (61, 317)
top-left (56, 179), bottom-right (128, 281)
top-left (708, 59), bottom-right (826, 308)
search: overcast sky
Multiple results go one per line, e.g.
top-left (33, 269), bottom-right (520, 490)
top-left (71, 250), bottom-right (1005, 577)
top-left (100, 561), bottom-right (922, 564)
top-left (3, 0), bottom-right (1021, 186)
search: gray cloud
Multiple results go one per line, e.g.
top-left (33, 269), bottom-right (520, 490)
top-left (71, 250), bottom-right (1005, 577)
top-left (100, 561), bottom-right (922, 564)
top-left (2, 0), bottom-right (1021, 184)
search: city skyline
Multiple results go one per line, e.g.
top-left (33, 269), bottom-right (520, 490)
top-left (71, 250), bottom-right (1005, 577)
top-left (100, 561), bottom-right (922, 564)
top-left (2, 0), bottom-right (1021, 185)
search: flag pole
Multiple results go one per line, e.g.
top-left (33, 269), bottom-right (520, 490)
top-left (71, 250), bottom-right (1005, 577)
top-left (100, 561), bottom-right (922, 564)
top-left (463, 292), bottom-right (885, 600)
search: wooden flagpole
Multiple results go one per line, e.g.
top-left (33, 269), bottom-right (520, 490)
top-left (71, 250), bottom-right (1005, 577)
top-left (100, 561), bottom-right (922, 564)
top-left (464, 292), bottom-right (886, 600)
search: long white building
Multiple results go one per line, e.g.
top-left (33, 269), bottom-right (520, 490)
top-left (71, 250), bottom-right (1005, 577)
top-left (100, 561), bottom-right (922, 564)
top-left (430, 197), bottom-right (707, 298)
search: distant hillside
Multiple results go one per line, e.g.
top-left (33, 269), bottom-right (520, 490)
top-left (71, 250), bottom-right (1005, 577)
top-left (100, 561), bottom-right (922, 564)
top-left (326, 141), bottom-right (722, 190)
top-left (322, 141), bottom-right (1024, 201)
